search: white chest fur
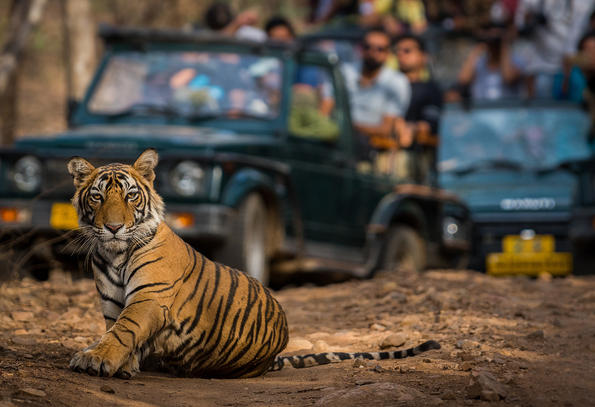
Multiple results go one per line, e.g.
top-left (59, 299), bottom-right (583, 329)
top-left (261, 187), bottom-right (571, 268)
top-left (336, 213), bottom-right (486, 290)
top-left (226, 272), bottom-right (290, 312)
top-left (92, 247), bottom-right (129, 321)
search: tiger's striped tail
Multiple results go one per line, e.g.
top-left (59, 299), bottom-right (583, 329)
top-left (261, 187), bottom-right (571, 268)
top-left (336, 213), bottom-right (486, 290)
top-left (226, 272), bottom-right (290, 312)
top-left (269, 340), bottom-right (441, 371)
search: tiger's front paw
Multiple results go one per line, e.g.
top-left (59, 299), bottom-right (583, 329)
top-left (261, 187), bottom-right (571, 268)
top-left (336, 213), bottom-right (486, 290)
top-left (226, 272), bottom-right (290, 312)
top-left (69, 349), bottom-right (119, 377)
top-left (114, 353), bottom-right (140, 379)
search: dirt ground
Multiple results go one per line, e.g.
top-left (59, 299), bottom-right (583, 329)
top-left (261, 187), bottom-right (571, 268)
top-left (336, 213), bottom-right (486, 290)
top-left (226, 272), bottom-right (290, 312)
top-left (1, 269), bottom-right (594, 407)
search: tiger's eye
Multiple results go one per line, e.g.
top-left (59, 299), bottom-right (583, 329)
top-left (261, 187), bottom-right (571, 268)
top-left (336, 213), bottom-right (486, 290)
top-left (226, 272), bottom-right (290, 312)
top-left (92, 193), bottom-right (102, 200)
top-left (127, 192), bottom-right (138, 200)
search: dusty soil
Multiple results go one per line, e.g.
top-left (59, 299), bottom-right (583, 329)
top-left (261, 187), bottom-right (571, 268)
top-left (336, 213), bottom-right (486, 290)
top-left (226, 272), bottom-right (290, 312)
top-left (1, 269), bottom-right (595, 407)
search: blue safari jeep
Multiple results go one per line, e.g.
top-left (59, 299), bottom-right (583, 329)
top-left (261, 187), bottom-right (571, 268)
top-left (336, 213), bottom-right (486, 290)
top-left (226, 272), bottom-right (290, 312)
top-left (439, 100), bottom-right (592, 276)
top-left (0, 26), bottom-right (470, 285)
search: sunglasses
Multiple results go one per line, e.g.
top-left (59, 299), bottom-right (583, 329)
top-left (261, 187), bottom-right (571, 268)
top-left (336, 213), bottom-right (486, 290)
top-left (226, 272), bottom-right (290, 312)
top-left (395, 47), bottom-right (419, 54)
top-left (363, 44), bottom-right (389, 53)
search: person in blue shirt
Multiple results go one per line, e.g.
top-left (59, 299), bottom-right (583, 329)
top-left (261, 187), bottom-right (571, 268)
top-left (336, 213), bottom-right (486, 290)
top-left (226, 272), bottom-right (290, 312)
top-left (554, 31), bottom-right (595, 103)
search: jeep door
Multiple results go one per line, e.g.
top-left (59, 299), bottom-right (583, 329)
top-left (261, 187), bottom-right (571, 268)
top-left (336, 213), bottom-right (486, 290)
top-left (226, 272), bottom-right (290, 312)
top-left (283, 57), bottom-right (353, 243)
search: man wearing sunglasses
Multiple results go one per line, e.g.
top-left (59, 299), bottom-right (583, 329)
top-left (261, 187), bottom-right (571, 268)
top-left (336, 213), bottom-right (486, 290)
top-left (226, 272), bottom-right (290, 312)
top-left (343, 28), bottom-right (411, 173)
top-left (394, 34), bottom-right (442, 185)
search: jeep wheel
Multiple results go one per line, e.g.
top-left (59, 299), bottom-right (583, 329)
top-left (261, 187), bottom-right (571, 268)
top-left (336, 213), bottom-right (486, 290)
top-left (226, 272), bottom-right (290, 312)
top-left (380, 225), bottom-right (426, 273)
top-left (215, 193), bottom-right (270, 285)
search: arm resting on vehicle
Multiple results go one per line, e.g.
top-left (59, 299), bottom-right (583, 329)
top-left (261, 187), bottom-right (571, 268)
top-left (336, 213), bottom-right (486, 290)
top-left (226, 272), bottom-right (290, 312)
top-left (415, 121), bottom-right (438, 147)
top-left (354, 115), bottom-right (397, 140)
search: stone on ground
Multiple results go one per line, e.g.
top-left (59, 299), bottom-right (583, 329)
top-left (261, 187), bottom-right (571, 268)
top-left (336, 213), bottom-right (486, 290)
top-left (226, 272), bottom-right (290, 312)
top-left (380, 333), bottom-right (407, 349)
top-left (312, 340), bottom-right (328, 352)
top-left (526, 330), bottom-right (545, 340)
top-left (17, 388), bottom-right (46, 397)
top-left (100, 385), bottom-right (115, 394)
top-left (441, 389), bottom-right (456, 400)
top-left (284, 338), bottom-right (314, 352)
top-left (467, 370), bottom-right (507, 401)
top-left (11, 337), bottom-right (37, 346)
top-left (11, 312), bottom-right (34, 322)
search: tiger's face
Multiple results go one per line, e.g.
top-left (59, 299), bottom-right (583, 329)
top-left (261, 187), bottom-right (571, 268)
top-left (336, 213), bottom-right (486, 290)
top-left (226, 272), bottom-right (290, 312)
top-left (68, 148), bottom-right (165, 253)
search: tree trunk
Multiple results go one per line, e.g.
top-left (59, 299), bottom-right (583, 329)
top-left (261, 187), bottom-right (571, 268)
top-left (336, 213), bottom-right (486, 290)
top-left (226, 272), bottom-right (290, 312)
top-left (0, 70), bottom-right (18, 145)
top-left (61, 0), bottom-right (96, 112)
top-left (0, 0), bottom-right (47, 145)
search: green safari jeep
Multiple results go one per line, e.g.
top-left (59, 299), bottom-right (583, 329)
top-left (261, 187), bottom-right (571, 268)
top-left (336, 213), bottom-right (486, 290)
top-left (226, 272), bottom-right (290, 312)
top-left (0, 26), bottom-right (470, 285)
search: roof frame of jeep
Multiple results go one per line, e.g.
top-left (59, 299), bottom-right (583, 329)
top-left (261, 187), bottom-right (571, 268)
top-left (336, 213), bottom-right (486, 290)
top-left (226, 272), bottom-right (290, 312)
top-left (99, 24), bottom-right (306, 54)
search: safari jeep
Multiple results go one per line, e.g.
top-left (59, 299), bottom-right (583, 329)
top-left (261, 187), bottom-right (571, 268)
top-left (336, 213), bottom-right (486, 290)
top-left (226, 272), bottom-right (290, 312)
top-left (439, 100), bottom-right (593, 276)
top-left (0, 26), bottom-right (470, 285)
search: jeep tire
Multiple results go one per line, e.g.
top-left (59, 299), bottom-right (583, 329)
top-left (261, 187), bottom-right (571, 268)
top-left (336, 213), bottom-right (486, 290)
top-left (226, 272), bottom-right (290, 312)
top-left (380, 225), bottom-right (427, 273)
top-left (215, 193), bottom-right (270, 285)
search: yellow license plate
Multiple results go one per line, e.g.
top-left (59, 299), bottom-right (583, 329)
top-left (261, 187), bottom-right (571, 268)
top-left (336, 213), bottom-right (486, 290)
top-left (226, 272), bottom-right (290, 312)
top-left (502, 234), bottom-right (555, 253)
top-left (50, 203), bottom-right (79, 230)
top-left (486, 252), bottom-right (572, 276)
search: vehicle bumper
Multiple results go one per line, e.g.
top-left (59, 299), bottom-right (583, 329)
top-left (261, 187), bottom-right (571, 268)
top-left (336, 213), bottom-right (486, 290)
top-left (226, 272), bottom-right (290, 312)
top-left (470, 211), bottom-right (572, 273)
top-left (0, 199), bottom-right (58, 231)
top-left (164, 204), bottom-right (235, 242)
top-left (0, 199), bottom-right (236, 243)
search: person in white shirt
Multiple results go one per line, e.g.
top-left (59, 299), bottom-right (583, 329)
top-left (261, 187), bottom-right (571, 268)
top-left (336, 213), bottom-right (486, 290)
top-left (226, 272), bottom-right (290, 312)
top-left (342, 28), bottom-right (411, 176)
top-left (342, 29), bottom-right (411, 150)
top-left (515, 0), bottom-right (595, 97)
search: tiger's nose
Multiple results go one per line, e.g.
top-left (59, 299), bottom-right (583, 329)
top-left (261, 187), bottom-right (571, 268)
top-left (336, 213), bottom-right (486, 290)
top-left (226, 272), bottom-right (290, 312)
top-left (105, 223), bottom-right (124, 234)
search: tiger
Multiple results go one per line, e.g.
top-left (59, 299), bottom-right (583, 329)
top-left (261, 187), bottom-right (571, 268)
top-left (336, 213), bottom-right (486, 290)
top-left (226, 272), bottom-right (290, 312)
top-left (67, 148), bottom-right (441, 379)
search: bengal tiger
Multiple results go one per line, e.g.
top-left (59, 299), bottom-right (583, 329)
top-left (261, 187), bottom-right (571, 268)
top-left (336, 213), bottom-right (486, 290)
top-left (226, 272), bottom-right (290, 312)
top-left (67, 148), bottom-right (441, 379)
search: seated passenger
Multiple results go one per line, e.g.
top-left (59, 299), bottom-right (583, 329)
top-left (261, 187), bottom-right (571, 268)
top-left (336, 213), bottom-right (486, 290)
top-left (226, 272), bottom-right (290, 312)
top-left (557, 31), bottom-right (595, 137)
top-left (457, 23), bottom-right (524, 100)
top-left (265, 16), bottom-right (296, 42)
top-left (266, 16), bottom-right (335, 116)
top-left (288, 86), bottom-right (340, 142)
top-left (342, 28), bottom-right (411, 175)
top-left (395, 34), bottom-right (443, 185)
top-left (554, 31), bottom-right (595, 103)
top-left (169, 68), bottom-right (220, 113)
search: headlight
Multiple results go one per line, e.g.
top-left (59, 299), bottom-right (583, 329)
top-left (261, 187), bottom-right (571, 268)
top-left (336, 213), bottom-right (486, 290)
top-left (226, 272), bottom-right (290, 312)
top-left (170, 161), bottom-right (205, 196)
top-left (12, 156), bottom-right (43, 193)
top-left (443, 216), bottom-right (464, 242)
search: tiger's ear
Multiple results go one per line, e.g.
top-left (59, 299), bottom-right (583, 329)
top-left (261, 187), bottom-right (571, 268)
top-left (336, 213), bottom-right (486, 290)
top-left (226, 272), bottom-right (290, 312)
top-left (133, 148), bottom-right (159, 183)
top-left (68, 157), bottom-right (95, 189)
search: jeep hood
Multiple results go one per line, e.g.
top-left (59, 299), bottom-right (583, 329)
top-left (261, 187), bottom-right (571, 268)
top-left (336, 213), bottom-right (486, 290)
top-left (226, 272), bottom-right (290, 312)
top-left (440, 170), bottom-right (577, 214)
top-left (15, 124), bottom-right (280, 153)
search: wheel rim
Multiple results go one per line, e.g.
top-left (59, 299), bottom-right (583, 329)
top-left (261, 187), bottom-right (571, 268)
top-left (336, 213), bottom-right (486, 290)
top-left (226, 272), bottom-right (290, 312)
top-left (245, 202), bottom-right (267, 283)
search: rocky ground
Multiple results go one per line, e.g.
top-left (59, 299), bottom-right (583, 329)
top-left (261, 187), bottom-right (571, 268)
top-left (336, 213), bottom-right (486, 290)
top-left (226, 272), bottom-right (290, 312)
top-left (0, 269), bottom-right (595, 407)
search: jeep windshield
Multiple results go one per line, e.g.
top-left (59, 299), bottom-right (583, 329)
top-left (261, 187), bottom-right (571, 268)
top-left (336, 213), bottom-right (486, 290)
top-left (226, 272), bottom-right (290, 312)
top-left (438, 101), bottom-right (593, 174)
top-left (87, 51), bottom-right (283, 121)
